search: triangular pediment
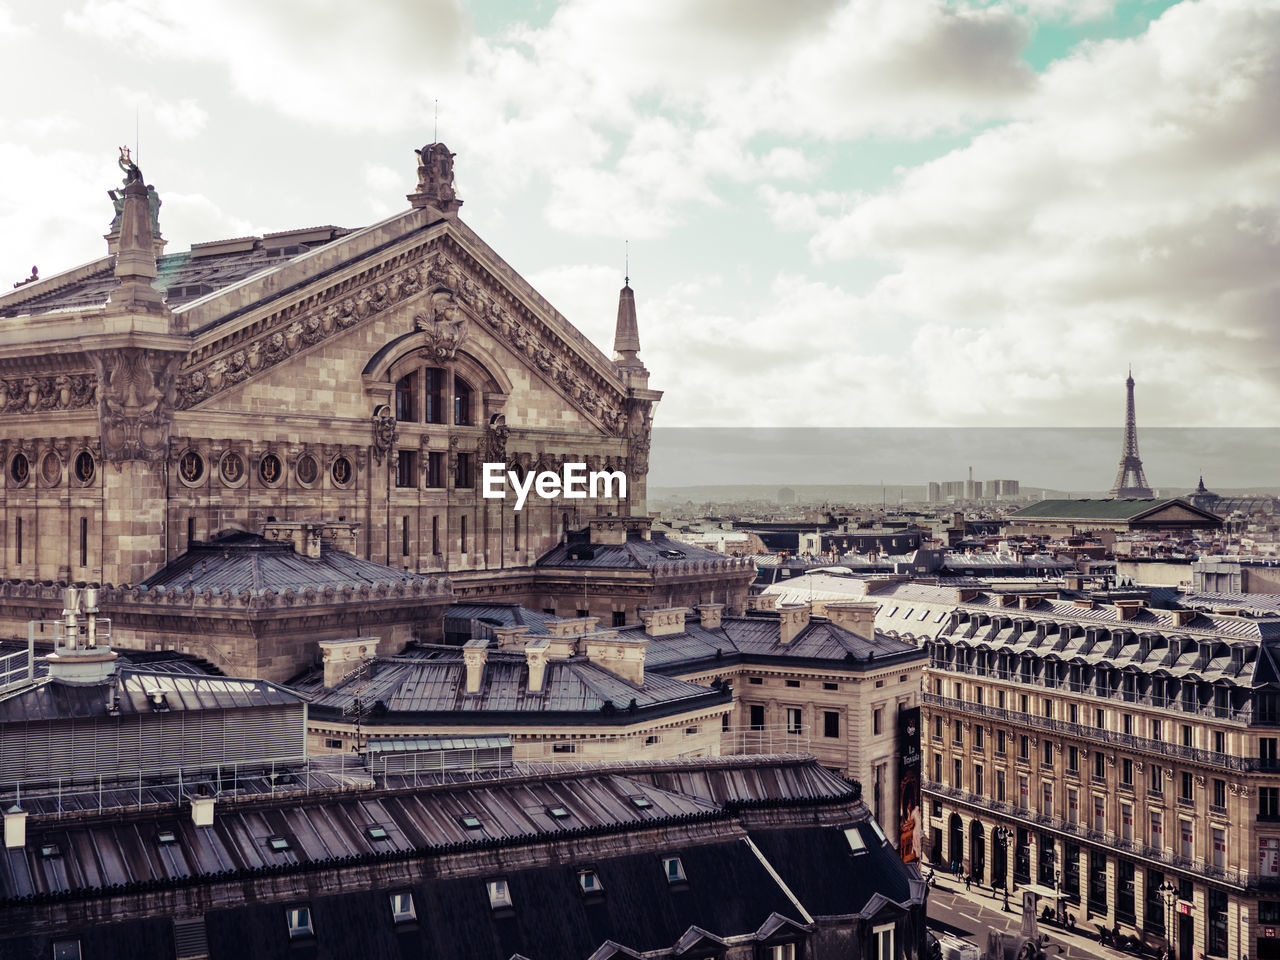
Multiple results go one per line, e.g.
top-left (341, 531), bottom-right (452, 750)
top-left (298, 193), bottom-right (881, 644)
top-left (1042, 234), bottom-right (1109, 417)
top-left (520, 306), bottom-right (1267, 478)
top-left (171, 210), bottom-right (630, 434)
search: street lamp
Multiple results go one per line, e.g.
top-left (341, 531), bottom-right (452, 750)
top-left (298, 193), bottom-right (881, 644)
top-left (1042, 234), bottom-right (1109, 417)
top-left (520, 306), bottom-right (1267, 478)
top-left (1157, 880), bottom-right (1177, 960)
top-left (994, 826), bottom-right (1013, 912)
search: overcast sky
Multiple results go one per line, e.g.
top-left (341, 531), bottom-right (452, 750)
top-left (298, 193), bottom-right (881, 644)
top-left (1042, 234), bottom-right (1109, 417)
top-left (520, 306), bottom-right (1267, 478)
top-left (1, 0), bottom-right (1277, 434)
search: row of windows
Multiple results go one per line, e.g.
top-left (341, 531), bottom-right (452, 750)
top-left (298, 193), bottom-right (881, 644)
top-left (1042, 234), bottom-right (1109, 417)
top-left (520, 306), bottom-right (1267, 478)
top-left (395, 369), bottom-right (474, 425)
top-left (10, 516), bottom-right (90, 567)
top-left (7, 449), bottom-right (97, 488)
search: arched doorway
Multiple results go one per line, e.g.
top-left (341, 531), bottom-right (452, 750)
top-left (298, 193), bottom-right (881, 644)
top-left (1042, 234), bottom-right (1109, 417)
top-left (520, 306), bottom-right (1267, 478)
top-left (991, 825), bottom-right (1009, 890)
top-left (969, 820), bottom-right (986, 883)
top-left (948, 813), bottom-right (964, 870)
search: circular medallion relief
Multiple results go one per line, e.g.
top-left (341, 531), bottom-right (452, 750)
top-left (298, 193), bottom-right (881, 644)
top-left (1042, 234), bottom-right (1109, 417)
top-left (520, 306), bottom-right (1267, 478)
top-left (74, 451), bottom-right (95, 485)
top-left (39, 452), bottom-right (61, 486)
top-left (9, 453), bottom-right (29, 487)
top-left (219, 451), bottom-right (247, 487)
top-left (178, 450), bottom-right (205, 486)
top-left (331, 455), bottom-right (353, 487)
top-left (296, 454), bottom-right (319, 486)
top-left (259, 453), bottom-right (283, 486)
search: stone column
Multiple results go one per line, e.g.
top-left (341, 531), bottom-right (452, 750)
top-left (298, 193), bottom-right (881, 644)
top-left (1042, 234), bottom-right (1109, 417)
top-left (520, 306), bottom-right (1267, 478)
top-left (102, 462), bottom-right (168, 585)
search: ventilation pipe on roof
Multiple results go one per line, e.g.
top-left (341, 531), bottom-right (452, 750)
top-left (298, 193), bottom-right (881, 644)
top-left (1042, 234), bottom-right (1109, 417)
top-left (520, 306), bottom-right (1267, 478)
top-left (191, 796), bottom-right (215, 828)
top-left (3, 806), bottom-right (25, 849)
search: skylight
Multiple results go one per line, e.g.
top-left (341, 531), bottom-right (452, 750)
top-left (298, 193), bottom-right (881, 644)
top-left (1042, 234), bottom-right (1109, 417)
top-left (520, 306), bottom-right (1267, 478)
top-left (366, 825), bottom-right (389, 841)
top-left (629, 795), bottom-right (652, 810)
top-left (844, 827), bottom-right (867, 854)
top-left (869, 820), bottom-right (888, 846)
top-left (664, 857), bottom-right (687, 883)
top-left (547, 805), bottom-right (570, 820)
top-left (157, 829), bottom-right (177, 846)
top-left (487, 878), bottom-right (513, 910)
top-left (578, 869), bottom-right (603, 894)
top-left (268, 836), bottom-right (291, 852)
top-left (459, 814), bottom-right (483, 830)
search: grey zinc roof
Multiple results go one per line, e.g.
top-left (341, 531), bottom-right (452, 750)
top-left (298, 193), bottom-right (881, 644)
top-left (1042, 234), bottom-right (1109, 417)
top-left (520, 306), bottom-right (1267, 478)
top-left (445, 603), bottom-right (560, 635)
top-left (642, 615), bottom-right (922, 673)
top-left (140, 532), bottom-right (442, 597)
top-left (0, 228), bottom-right (350, 319)
top-left (535, 534), bottom-right (731, 570)
top-left (0, 755), bottom-right (863, 904)
top-left (0, 667), bottom-right (303, 724)
top-left (301, 647), bottom-right (728, 722)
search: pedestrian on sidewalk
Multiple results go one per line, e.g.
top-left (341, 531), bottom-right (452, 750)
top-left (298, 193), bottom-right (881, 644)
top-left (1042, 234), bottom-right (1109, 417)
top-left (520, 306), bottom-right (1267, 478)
top-left (964, 873), bottom-right (972, 893)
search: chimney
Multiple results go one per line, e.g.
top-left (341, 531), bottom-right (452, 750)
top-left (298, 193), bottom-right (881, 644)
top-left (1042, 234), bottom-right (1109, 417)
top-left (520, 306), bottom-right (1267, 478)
top-left (318, 636), bottom-right (378, 689)
top-left (584, 631), bottom-right (648, 685)
top-left (777, 603), bottom-right (810, 645)
top-left (319, 521), bottom-right (360, 554)
top-left (190, 796), bottom-right (215, 828)
top-left (262, 520), bottom-right (324, 558)
top-left (955, 588), bottom-right (979, 603)
top-left (545, 616), bottom-right (599, 657)
top-left (1074, 598), bottom-right (1096, 610)
top-left (493, 625), bottom-right (531, 650)
top-left (1115, 600), bottom-right (1142, 621)
top-left (1171, 609), bottom-right (1195, 627)
top-left (999, 594), bottom-right (1019, 608)
top-left (823, 601), bottom-right (877, 639)
top-left (696, 603), bottom-right (724, 630)
top-left (640, 607), bottom-right (690, 637)
top-left (3, 806), bottom-right (26, 849)
top-left (525, 638), bottom-right (550, 694)
top-left (462, 638), bottom-right (489, 695)
top-left (587, 516), bottom-right (628, 545)
top-left (749, 594), bottom-right (779, 612)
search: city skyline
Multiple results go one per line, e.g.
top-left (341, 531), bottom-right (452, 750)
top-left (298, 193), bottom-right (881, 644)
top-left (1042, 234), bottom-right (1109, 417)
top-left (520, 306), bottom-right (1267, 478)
top-left (1, 0), bottom-right (1276, 430)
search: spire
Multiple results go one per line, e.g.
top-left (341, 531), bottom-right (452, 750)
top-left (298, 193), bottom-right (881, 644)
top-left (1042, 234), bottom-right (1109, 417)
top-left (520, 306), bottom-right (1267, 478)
top-left (1109, 367), bottom-right (1152, 498)
top-left (613, 277), bottom-right (644, 373)
top-left (105, 147), bottom-right (165, 314)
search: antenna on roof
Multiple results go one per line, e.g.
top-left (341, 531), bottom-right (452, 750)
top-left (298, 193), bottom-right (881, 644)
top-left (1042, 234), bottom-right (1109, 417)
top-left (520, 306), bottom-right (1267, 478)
top-left (434, 99), bottom-right (439, 142)
top-left (624, 240), bottom-right (630, 287)
top-left (135, 106), bottom-right (139, 166)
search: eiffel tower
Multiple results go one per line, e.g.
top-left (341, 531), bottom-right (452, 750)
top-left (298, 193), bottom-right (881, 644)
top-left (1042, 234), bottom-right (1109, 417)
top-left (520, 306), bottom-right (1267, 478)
top-left (1109, 366), bottom-right (1153, 498)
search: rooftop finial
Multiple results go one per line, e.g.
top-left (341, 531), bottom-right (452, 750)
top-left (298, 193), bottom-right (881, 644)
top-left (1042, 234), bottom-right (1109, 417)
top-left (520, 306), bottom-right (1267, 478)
top-left (613, 261), bottom-right (644, 375)
top-left (408, 141), bottom-right (462, 216)
top-left (625, 240), bottom-right (629, 288)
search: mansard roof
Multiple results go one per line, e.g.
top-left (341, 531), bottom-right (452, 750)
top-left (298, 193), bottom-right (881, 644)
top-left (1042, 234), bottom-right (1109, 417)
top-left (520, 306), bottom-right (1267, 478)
top-left (140, 531), bottom-right (447, 598)
top-left (642, 614), bottom-right (924, 674)
top-left (536, 532), bottom-right (752, 574)
top-left (295, 645), bottom-right (729, 725)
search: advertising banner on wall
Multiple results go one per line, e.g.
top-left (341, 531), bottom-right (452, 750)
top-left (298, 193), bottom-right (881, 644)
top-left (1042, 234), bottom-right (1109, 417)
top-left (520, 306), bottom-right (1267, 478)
top-left (897, 706), bottom-right (921, 863)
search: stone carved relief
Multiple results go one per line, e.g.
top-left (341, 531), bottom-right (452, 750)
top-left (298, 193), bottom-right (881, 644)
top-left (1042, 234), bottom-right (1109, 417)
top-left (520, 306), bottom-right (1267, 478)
top-left (624, 397), bottom-right (653, 476)
top-left (372, 408), bottom-right (397, 466)
top-left (483, 414), bottom-right (509, 464)
top-left (90, 348), bottom-right (180, 463)
top-left (173, 245), bottom-right (627, 436)
top-left (413, 142), bottom-right (457, 207)
top-left (415, 290), bottom-right (469, 361)
top-left (0, 374), bottom-right (96, 414)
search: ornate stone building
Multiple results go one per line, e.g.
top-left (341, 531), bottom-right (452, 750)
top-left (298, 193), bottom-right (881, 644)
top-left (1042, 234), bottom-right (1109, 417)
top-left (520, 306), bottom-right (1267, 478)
top-left (0, 144), bottom-right (658, 587)
top-left (0, 145), bottom-right (759, 675)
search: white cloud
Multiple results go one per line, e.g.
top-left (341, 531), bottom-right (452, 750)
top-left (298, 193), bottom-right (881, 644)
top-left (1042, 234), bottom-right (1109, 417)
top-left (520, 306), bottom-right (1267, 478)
top-left (66, 0), bottom-right (468, 131)
top-left (794, 0), bottom-right (1280, 426)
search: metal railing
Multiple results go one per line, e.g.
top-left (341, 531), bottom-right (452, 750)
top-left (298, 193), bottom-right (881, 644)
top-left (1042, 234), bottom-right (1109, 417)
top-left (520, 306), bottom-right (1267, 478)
top-left (922, 694), bottom-right (1260, 772)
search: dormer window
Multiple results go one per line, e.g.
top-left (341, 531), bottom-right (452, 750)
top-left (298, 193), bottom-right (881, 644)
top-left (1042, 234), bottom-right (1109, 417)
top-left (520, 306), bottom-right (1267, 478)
top-left (487, 878), bottom-right (513, 910)
top-left (577, 869), bottom-right (603, 894)
top-left (389, 890), bottom-right (416, 923)
top-left (663, 857), bottom-right (687, 883)
top-left (286, 905), bottom-right (313, 939)
top-left (844, 827), bottom-right (867, 854)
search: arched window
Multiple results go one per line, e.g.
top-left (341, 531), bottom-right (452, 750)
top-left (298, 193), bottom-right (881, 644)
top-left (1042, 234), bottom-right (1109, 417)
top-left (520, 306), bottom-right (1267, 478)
top-left (395, 372), bottom-right (417, 422)
top-left (454, 378), bottom-right (473, 426)
top-left (424, 368), bottom-right (445, 424)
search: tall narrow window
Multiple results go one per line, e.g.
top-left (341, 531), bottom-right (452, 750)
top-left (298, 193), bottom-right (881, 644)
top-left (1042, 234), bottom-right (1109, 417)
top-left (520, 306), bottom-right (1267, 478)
top-left (396, 450), bottom-right (417, 488)
top-left (460, 515), bottom-right (468, 554)
top-left (426, 451), bottom-right (445, 488)
top-left (15, 517), bottom-right (21, 564)
top-left (513, 513), bottom-right (520, 549)
top-left (454, 378), bottom-right (473, 426)
top-left (395, 371), bottom-right (417, 421)
top-left (79, 517), bottom-right (87, 567)
top-left (431, 516), bottom-right (440, 555)
top-left (424, 368), bottom-right (445, 424)
top-left (455, 453), bottom-right (473, 489)
top-left (401, 516), bottom-right (410, 557)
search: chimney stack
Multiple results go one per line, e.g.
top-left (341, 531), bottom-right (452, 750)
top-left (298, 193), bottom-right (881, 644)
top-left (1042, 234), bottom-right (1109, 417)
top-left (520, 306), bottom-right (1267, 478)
top-left (191, 796), bottom-right (215, 828)
top-left (640, 607), bottom-right (690, 637)
top-left (777, 603), bottom-right (811, 645)
top-left (462, 638), bottom-right (489, 695)
top-left (584, 630), bottom-right (648, 685)
top-left (318, 636), bottom-right (378, 690)
top-left (546, 616), bottom-right (599, 658)
top-left (525, 638), bottom-right (550, 694)
top-left (3, 806), bottom-right (26, 849)
top-left (696, 603), bottom-right (724, 630)
top-left (823, 601), bottom-right (877, 639)
top-left (493, 625), bottom-right (531, 650)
